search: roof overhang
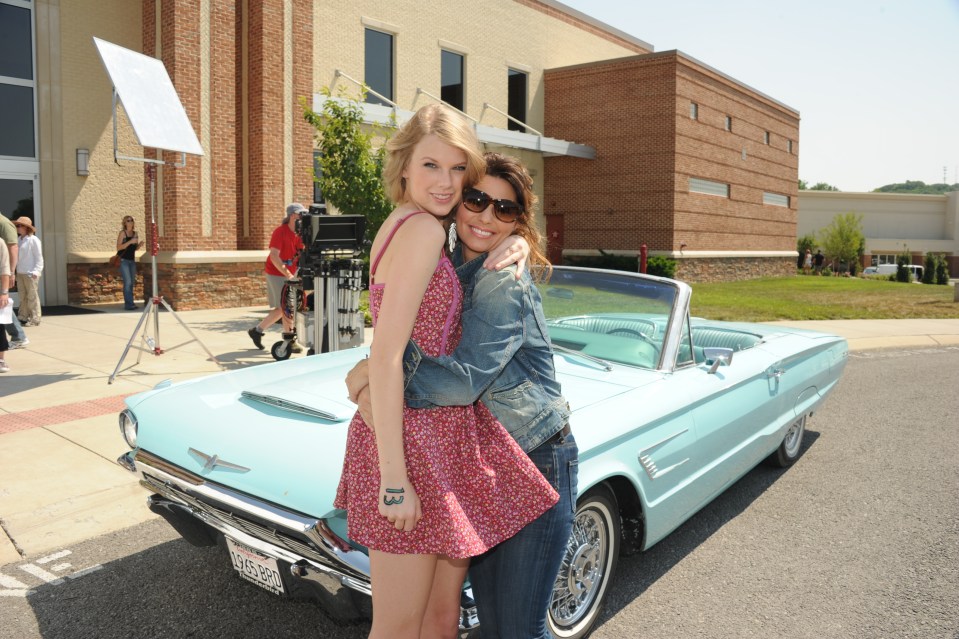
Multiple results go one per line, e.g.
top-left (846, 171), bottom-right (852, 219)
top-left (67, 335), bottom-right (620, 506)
top-left (313, 95), bottom-right (595, 160)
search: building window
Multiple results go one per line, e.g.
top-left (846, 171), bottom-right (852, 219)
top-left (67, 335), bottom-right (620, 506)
top-left (873, 254), bottom-right (897, 266)
top-left (787, 139), bottom-right (794, 153)
top-left (689, 177), bottom-right (729, 198)
top-left (507, 68), bottom-right (527, 132)
top-left (441, 50), bottom-right (464, 111)
top-left (763, 192), bottom-right (790, 207)
top-left (0, 0), bottom-right (36, 158)
top-left (364, 28), bottom-right (393, 106)
top-left (690, 102), bottom-right (698, 120)
top-left (764, 131), bottom-right (770, 145)
top-left (724, 115), bottom-right (732, 132)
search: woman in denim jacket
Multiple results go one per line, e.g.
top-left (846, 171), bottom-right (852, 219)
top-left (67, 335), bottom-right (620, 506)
top-left (349, 153), bottom-right (577, 639)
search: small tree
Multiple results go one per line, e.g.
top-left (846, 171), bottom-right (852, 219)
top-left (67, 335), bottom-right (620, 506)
top-left (935, 254), bottom-right (951, 285)
top-left (895, 248), bottom-right (913, 283)
top-left (817, 213), bottom-right (863, 274)
top-left (922, 252), bottom-right (936, 284)
top-left (810, 182), bottom-right (840, 191)
top-left (302, 88), bottom-right (394, 245)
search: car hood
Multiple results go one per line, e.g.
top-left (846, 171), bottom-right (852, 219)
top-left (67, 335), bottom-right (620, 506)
top-left (127, 345), bottom-right (652, 519)
top-left (127, 349), bottom-right (369, 519)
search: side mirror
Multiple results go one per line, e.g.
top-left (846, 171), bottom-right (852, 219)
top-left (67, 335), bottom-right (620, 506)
top-left (703, 347), bottom-right (733, 374)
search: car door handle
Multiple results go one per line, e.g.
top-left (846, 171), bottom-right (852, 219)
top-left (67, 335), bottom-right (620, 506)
top-left (766, 367), bottom-right (786, 378)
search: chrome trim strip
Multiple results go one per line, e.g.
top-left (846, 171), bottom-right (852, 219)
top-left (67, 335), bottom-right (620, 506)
top-left (241, 391), bottom-right (338, 421)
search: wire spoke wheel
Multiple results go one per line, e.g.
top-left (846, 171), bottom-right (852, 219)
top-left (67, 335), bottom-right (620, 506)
top-left (548, 486), bottom-right (620, 639)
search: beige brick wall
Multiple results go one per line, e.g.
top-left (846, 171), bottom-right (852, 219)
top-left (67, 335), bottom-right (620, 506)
top-left (312, 0), bottom-right (647, 133)
top-left (55, 0), bottom-right (143, 253)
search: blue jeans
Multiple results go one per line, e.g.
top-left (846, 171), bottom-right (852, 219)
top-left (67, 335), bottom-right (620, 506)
top-left (120, 258), bottom-right (137, 308)
top-left (469, 432), bottom-right (578, 639)
top-left (5, 314), bottom-right (26, 341)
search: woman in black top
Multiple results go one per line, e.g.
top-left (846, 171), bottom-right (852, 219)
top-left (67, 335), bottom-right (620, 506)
top-left (116, 215), bottom-right (143, 310)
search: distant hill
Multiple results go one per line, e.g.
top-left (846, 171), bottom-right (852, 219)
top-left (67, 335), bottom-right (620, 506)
top-left (872, 180), bottom-right (959, 195)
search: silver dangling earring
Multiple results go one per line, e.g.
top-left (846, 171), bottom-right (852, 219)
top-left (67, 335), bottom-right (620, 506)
top-left (447, 222), bottom-right (457, 253)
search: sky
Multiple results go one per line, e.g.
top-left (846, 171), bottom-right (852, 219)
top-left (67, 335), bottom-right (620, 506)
top-left (558, 0), bottom-right (959, 192)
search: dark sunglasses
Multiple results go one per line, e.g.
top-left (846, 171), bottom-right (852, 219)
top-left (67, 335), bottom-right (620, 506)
top-left (462, 187), bottom-right (524, 223)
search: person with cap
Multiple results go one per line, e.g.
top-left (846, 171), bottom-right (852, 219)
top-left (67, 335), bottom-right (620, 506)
top-left (14, 217), bottom-right (43, 326)
top-left (247, 203), bottom-right (307, 351)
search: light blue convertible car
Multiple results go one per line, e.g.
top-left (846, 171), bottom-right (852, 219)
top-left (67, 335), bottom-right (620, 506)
top-left (117, 267), bottom-right (847, 638)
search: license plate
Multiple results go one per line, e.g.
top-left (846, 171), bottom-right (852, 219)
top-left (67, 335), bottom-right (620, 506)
top-left (226, 537), bottom-right (285, 595)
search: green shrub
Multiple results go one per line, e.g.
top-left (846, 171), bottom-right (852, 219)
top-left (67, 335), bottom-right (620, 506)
top-left (646, 255), bottom-right (677, 279)
top-left (563, 251), bottom-right (678, 279)
top-left (922, 253), bottom-right (935, 284)
top-left (935, 254), bottom-right (951, 285)
top-left (895, 250), bottom-right (913, 283)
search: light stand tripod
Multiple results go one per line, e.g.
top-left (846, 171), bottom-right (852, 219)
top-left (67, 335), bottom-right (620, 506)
top-left (93, 38), bottom-right (223, 385)
top-left (108, 163), bottom-right (222, 384)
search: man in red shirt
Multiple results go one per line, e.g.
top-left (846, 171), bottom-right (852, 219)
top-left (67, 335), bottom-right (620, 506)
top-left (248, 203), bottom-right (307, 350)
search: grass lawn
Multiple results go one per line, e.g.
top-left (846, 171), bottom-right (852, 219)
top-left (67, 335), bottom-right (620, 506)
top-left (690, 276), bottom-right (959, 322)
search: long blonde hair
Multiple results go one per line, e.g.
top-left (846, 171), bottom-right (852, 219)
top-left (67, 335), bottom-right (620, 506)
top-left (483, 152), bottom-right (551, 280)
top-left (382, 104), bottom-right (485, 205)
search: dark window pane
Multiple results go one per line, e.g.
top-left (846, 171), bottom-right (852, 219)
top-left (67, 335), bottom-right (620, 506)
top-left (0, 179), bottom-right (34, 224)
top-left (441, 50), bottom-right (463, 111)
top-left (0, 5), bottom-right (33, 80)
top-left (364, 29), bottom-right (393, 106)
top-left (507, 69), bottom-right (527, 132)
top-left (0, 84), bottom-right (35, 157)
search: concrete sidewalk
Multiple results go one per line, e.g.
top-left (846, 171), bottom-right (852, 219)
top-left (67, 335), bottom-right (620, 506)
top-left (2, 305), bottom-right (959, 567)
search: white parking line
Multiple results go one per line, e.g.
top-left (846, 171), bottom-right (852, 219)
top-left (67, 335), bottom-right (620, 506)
top-left (19, 564), bottom-right (64, 585)
top-left (0, 574), bottom-right (30, 589)
top-left (35, 550), bottom-right (71, 564)
top-left (68, 565), bottom-right (103, 579)
top-left (0, 589), bottom-right (30, 597)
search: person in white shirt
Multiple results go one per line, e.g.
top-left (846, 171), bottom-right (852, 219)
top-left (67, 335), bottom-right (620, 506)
top-left (14, 217), bottom-right (43, 326)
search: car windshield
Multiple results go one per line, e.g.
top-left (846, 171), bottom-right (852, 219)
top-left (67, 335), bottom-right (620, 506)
top-left (537, 267), bottom-right (681, 370)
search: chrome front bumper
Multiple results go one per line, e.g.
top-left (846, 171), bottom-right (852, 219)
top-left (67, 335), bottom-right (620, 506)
top-left (118, 449), bottom-right (481, 630)
top-left (118, 449), bottom-right (372, 595)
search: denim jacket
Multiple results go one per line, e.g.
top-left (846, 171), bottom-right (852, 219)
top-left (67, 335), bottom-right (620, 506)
top-left (403, 248), bottom-right (570, 452)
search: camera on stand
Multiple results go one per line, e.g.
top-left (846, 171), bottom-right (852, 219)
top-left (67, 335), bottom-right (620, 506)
top-left (272, 204), bottom-right (367, 360)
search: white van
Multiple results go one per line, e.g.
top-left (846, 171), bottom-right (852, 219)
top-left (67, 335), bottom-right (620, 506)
top-left (875, 263), bottom-right (924, 280)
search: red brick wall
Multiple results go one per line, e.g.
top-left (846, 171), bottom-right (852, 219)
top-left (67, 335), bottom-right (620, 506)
top-left (544, 51), bottom-right (800, 280)
top-left (544, 55), bottom-right (678, 254)
top-left (244, 0), bottom-right (284, 249)
top-left (673, 58), bottom-right (798, 252)
top-left (211, 0), bottom-right (240, 250)
top-left (292, 0), bottom-right (315, 206)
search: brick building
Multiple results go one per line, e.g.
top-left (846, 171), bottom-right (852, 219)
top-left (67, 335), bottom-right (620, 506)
top-left (2, 0), bottom-right (799, 310)
top-left (544, 51), bottom-right (799, 280)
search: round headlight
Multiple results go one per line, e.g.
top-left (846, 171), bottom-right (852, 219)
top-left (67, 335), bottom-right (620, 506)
top-left (119, 409), bottom-right (138, 448)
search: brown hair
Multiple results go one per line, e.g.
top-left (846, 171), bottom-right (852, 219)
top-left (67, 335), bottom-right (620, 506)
top-left (483, 152), bottom-right (551, 280)
top-left (382, 104), bottom-right (485, 205)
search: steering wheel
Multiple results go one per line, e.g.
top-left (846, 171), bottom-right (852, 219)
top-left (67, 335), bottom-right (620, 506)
top-left (608, 326), bottom-right (659, 346)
